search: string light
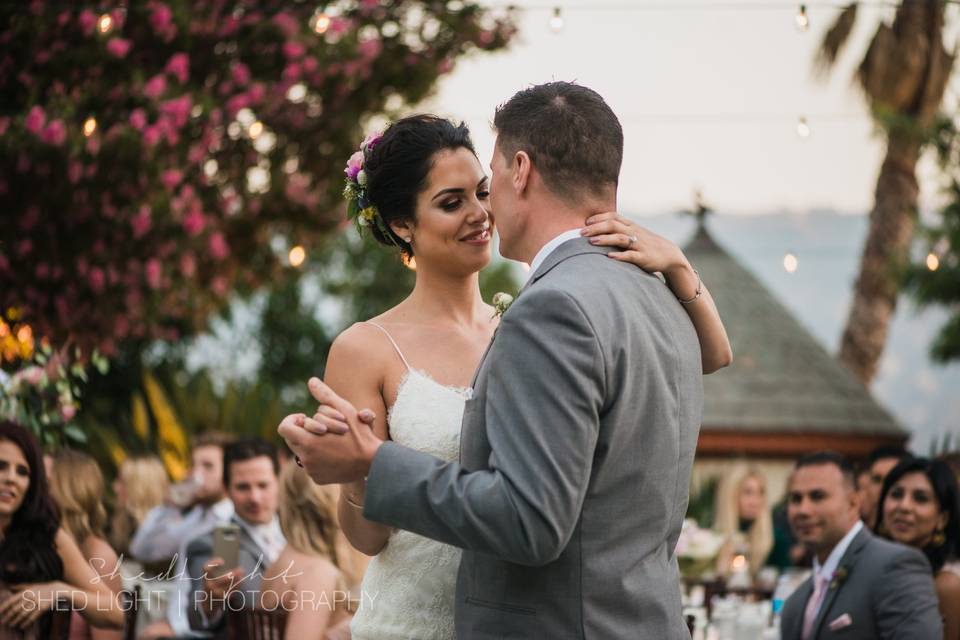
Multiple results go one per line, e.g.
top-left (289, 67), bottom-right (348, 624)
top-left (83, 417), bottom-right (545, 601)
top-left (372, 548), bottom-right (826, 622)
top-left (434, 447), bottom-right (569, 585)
top-left (248, 121), bottom-right (264, 139)
top-left (82, 116), bottom-right (97, 137)
top-left (783, 252), bottom-right (799, 273)
top-left (97, 13), bottom-right (113, 34)
top-left (926, 253), bottom-right (940, 271)
top-left (288, 245), bottom-right (306, 267)
top-left (795, 4), bottom-right (809, 31)
top-left (549, 7), bottom-right (564, 33)
top-left (796, 116), bottom-right (811, 138)
top-left (310, 11), bottom-right (331, 34)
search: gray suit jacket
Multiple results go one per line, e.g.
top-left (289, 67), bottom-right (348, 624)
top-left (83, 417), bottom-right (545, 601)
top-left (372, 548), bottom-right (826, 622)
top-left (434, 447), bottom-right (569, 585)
top-left (364, 238), bottom-right (704, 639)
top-left (184, 515), bottom-right (269, 638)
top-left (781, 528), bottom-right (942, 640)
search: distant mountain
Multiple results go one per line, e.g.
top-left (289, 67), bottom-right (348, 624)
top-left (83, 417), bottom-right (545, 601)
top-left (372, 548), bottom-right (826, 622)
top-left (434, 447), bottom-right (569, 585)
top-left (635, 211), bottom-right (959, 453)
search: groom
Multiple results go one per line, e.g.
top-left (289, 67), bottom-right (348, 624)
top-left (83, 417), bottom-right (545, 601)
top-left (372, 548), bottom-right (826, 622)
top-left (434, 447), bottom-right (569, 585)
top-left (280, 82), bottom-right (704, 638)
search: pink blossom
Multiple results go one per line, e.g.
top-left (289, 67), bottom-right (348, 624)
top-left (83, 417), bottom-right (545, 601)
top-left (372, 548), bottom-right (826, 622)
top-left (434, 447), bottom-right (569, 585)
top-left (78, 9), bottom-right (97, 35)
top-left (247, 83), bottom-right (265, 104)
top-left (226, 94), bottom-right (250, 116)
top-left (143, 125), bottom-right (162, 146)
top-left (182, 209), bottom-right (206, 236)
top-left (145, 259), bottom-right (162, 289)
top-left (329, 18), bottom-right (350, 36)
top-left (129, 108), bottom-right (147, 130)
top-left (211, 276), bottom-right (229, 296)
top-left (165, 52), bottom-right (189, 83)
top-left (161, 169), bottom-right (182, 191)
top-left (231, 62), bottom-right (251, 86)
top-left (345, 151), bottom-right (363, 179)
top-left (68, 161), bottom-right (83, 184)
top-left (41, 119), bottom-right (67, 146)
top-left (150, 3), bottom-right (174, 34)
top-left (131, 206), bottom-right (152, 238)
top-left (89, 267), bottom-right (106, 293)
top-left (144, 74), bottom-right (167, 99)
top-left (16, 366), bottom-right (45, 386)
top-left (358, 38), bottom-right (382, 61)
top-left (208, 232), bottom-right (229, 260)
top-left (272, 12), bottom-right (299, 38)
top-left (60, 403), bottom-right (77, 422)
top-left (0, 117), bottom-right (9, 135)
top-left (180, 253), bottom-right (197, 277)
top-left (160, 94), bottom-right (192, 128)
top-left (282, 62), bottom-right (301, 82)
top-left (24, 105), bottom-right (46, 135)
top-left (35, 263), bottom-right (49, 279)
top-left (282, 41), bottom-right (306, 59)
top-left (86, 136), bottom-right (100, 154)
top-left (106, 38), bottom-right (132, 58)
top-left (302, 57), bottom-right (318, 74)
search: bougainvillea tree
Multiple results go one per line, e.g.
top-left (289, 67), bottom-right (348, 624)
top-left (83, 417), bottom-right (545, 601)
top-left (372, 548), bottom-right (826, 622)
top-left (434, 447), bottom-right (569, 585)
top-left (0, 0), bottom-right (515, 359)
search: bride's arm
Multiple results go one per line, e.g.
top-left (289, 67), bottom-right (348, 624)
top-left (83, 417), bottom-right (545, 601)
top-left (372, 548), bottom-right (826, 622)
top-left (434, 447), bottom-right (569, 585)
top-left (323, 325), bottom-right (393, 556)
top-left (581, 213), bottom-right (733, 374)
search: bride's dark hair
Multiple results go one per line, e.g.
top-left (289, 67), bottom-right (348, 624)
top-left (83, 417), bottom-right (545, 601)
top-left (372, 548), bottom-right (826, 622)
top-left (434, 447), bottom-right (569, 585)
top-left (364, 114), bottom-right (476, 257)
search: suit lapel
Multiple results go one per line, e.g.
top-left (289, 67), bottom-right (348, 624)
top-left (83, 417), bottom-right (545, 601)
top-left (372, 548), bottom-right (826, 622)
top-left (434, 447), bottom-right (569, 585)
top-left (785, 580), bottom-right (814, 640)
top-left (810, 528), bottom-right (871, 638)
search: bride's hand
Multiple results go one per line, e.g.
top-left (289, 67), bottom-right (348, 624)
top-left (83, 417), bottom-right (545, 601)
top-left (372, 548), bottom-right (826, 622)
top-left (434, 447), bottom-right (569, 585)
top-left (581, 212), bottom-right (689, 276)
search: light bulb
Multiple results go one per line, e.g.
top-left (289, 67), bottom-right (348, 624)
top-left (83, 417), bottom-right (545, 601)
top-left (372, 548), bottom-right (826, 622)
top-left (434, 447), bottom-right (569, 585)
top-left (926, 253), bottom-right (940, 271)
top-left (98, 13), bottom-right (114, 34)
top-left (248, 121), bottom-right (264, 139)
top-left (288, 245), bottom-right (306, 267)
top-left (82, 116), bottom-right (97, 137)
top-left (549, 7), bottom-right (564, 33)
top-left (311, 11), bottom-right (331, 34)
top-left (783, 252), bottom-right (799, 273)
top-left (795, 4), bottom-right (809, 32)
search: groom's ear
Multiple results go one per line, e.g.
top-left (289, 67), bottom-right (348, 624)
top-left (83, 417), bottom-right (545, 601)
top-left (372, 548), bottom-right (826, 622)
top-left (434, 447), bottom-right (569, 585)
top-left (513, 151), bottom-right (531, 196)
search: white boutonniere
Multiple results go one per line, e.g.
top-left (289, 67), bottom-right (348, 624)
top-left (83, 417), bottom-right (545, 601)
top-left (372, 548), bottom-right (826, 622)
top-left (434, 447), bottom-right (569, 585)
top-left (492, 292), bottom-right (514, 318)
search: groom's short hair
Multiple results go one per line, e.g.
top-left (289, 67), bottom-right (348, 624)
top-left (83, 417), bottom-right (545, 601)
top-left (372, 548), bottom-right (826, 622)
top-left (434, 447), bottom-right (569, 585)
top-left (493, 81), bottom-right (623, 201)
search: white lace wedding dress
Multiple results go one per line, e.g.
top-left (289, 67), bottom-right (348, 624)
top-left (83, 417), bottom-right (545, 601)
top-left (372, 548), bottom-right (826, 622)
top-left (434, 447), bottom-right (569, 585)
top-left (349, 322), bottom-right (470, 640)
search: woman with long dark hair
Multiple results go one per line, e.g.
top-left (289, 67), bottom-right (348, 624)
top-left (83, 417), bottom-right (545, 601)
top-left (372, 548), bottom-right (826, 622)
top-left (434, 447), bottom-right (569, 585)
top-left (0, 421), bottom-right (123, 634)
top-left (877, 457), bottom-right (960, 640)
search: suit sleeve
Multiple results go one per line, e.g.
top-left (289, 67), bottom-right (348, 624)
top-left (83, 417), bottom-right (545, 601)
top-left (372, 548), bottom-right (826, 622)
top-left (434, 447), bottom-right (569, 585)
top-left (874, 546), bottom-right (943, 639)
top-left (363, 288), bottom-right (604, 566)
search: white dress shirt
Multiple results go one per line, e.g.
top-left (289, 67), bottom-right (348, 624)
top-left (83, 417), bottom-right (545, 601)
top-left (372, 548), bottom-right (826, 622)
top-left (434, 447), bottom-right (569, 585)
top-left (808, 519), bottom-right (864, 620)
top-left (526, 228), bottom-right (584, 282)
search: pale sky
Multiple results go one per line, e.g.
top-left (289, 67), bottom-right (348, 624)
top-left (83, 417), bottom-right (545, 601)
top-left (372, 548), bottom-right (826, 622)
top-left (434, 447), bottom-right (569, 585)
top-left (420, 0), bottom-right (960, 216)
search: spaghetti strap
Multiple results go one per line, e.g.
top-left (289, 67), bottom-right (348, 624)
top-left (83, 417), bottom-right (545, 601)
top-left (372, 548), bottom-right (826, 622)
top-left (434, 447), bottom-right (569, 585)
top-left (366, 321), bottom-right (412, 371)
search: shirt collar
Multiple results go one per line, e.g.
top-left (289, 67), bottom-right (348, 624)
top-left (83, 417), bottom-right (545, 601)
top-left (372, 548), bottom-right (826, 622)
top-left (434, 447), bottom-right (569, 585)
top-left (813, 519), bottom-right (863, 582)
top-left (526, 228), bottom-right (584, 282)
top-left (211, 497), bottom-right (234, 521)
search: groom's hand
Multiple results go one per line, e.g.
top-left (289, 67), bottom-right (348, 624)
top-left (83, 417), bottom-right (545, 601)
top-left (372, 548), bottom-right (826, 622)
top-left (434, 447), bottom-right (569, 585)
top-left (278, 378), bottom-right (384, 485)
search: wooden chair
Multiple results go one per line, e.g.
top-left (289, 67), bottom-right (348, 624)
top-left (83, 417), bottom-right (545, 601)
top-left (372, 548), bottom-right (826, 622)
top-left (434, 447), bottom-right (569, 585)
top-left (226, 606), bottom-right (287, 640)
top-left (122, 585), bottom-right (141, 640)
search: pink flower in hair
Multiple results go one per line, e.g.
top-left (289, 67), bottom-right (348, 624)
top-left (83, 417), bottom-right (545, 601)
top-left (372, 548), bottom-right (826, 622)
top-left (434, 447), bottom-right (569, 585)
top-left (345, 150), bottom-right (364, 180)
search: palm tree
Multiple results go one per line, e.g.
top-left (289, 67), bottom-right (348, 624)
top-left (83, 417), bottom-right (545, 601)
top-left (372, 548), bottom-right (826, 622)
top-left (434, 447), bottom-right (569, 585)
top-left (816, 1), bottom-right (954, 385)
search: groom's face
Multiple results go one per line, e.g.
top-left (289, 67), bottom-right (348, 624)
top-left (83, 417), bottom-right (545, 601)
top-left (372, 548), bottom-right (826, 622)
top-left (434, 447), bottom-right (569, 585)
top-left (489, 139), bottom-right (520, 260)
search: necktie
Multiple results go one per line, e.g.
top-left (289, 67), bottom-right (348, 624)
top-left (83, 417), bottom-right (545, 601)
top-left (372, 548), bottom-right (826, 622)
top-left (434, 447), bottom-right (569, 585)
top-left (801, 574), bottom-right (829, 640)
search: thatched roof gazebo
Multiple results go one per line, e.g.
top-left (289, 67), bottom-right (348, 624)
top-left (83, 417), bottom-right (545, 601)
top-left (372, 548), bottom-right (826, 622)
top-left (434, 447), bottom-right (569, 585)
top-left (684, 217), bottom-right (907, 462)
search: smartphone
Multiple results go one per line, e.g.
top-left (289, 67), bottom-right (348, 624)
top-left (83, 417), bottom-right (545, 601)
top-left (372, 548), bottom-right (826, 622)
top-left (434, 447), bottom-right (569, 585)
top-left (211, 524), bottom-right (240, 578)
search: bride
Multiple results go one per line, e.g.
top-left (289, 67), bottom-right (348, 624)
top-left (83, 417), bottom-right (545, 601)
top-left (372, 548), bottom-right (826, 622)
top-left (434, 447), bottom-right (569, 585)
top-left (302, 114), bottom-right (731, 639)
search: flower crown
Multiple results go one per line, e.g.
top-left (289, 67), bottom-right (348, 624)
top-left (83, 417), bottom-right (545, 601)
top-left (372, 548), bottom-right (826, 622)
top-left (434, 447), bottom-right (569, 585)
top-left (343, 130), bottom-right (396, 243)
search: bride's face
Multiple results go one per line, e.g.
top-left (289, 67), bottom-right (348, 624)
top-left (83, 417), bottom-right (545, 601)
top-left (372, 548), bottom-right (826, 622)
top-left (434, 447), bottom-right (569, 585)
top-left (404, 147), bottom-right (494, 276)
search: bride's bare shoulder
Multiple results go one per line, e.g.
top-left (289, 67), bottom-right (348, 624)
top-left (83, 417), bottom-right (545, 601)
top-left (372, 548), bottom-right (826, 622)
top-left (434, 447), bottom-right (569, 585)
top-left (327, 321), bottom-right (395, 368)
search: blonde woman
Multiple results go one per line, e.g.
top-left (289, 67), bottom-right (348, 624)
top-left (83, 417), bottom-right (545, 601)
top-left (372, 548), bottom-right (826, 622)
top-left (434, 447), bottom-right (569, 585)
top-left (714, 464), bottom-right (774, 576)
top-left (261, 464), bottom-right (352, 639)
top-left (49, 450), bottom-right (123, 640)
top-left (110, 456), bottom-right (168, 557)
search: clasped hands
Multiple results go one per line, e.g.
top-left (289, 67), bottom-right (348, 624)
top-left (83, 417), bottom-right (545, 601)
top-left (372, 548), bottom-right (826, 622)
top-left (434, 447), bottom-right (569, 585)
top-left (278, 377), bottom-right (383, 485)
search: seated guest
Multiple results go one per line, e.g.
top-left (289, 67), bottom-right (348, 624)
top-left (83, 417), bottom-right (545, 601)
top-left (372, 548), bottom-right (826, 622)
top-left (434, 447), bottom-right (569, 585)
top-left (0, 421), bottom-right (124, 634)
top-left (714, 464), bottom-right (773, 576)
top-left (109, 455), bottom-right (168, 556)
top-left (261, 464), bottom-right (353, 639)
top-left (861, 445), bottom-right (913, 530)
top-left (48, 449), bottom-right (123, 640)
top-left (780, 451), bottom-right (941, 640)
top-left (877, 457), bottom-right (960, 640)
top-left (129, 431), bottom-right (235, 564)
top-left (184, 438), bottom-right (285, 638)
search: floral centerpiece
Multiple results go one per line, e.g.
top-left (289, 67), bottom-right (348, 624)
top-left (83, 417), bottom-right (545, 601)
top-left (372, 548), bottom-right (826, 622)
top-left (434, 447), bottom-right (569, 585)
top-left (675, 518), bottom-right (725, 579)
